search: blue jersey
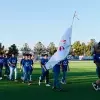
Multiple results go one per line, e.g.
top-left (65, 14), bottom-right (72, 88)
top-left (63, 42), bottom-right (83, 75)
top-left (61, 58), bottom-right (69, 71)
top-left (22, 59), bottom-right (32, 68)
top-left (0, 57), bottom-right (4, 66)
top-left (8, 57), bottom-right (17, 67)
top-left (4, 57), bottom-right (9, 66)
top-left (40, 58), bottom-right (48, 72)
top-left (94, 54), bottom-right (100, 63)
top-left (53, 62), bottom-right (61, 73)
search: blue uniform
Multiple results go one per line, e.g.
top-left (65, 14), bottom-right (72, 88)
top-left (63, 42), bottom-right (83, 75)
top-left (40, 58), bottom-right (48, 72)
top-left (61, 58), bottom-right (69, 83)
top-left (9, 57), bottom-right (17, 67)
top-left (22, 59), bottom-right (32, 81)
top-left (40, 58), bottom-right (49, 84)
top-left (61, 58), bottom-right (69, 72)
top-left (0, 57), bottom-right (4, 77)
top-left (4, 57), bottom-right (9, 66)
top-left (20, 58), bottom-right (25, 79)
top-left (0, 57), bottom-right (4, 66)
top-left (94, 54), bottom-right (100, 78)
top-left (23, 59), bottom-right (31, 71)
top-left (53, 62), bottom-right (61, 73)
top-left (4, 57), bottom-right (10, 75)
top-left (8, 57), bottom-right (17, 80)
top-left (94, 54), bottom-right (100, 63)
top-left (53, 62), bottom-right (61, 89)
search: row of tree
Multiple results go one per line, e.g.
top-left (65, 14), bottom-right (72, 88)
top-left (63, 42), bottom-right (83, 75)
top-left (0, 39), bottom-right (96, 56)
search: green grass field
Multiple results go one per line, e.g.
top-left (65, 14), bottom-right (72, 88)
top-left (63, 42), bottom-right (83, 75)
top-left (0, 61), bottom-right (100, 100)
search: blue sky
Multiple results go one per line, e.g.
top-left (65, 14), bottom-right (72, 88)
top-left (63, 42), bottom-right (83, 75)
top-left (0, 0), bottom-right (100, 48)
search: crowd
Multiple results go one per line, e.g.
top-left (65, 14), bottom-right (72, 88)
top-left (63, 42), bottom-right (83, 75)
top-left (0, 53), bottom-right (69, 91)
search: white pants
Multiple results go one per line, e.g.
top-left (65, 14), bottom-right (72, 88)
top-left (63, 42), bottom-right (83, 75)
top-left (9, 66), bottom-right (17, 80)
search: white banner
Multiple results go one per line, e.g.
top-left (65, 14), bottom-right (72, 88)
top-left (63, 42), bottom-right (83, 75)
top-left (46, 26), bottom-right (72, 69)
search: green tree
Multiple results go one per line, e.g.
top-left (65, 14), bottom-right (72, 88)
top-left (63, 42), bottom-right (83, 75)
top-left (0, 43), bottom-right (5, 54)
top-left (85, 39), bottom-right (96, 56)
top-left (72, 41), bottom-right (82, 56)
top-left (72, 41), bottom-right (86, 56)
top-left (80, 42), bottom-right (86, 55)
top-left (8, 44), bottom-right (19, 56)
top-left (21, 43), bottom-right (31, 54)
top-left (47, 42), bottom-right (57, 56)
top-left (34, 42), bottom-right (46, 55)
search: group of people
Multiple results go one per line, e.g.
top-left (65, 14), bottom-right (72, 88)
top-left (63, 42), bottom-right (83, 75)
top-left (39, 54), bottom-right (69, 91)
top-left (0, 52), bottom-right (69, 90)
top-left (1, 41), bottom-right (100, 91)
top-left (0, 53), bottom-right (33, 85)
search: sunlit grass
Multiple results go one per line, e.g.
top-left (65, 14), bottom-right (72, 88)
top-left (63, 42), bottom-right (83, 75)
top-left (0, 61), bottom-right (100, 100)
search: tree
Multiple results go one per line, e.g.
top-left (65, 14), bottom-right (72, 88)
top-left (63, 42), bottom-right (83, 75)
top-left (0, 43), bottom-right (5, 54)
top-left (80, 42), bottom-right (86, 56)
top-left (47, 42), bottom-right (57, 56)
top-left (72, 41), bottom-right (82, 56)
top-left (21, 43), bottom-right (31, 54)
top-left (89, 39), bottom-right (97, 55)
top-left (8, 44), bottom-right (19, 56)
top-left (69, 45), bottom-right (75, 56)
top-left (72, 41), bottom-right (86, 56)
top-left (84, 39), bottom-right (96, 56)
top-left (34, 42), bottom-right (46, 55)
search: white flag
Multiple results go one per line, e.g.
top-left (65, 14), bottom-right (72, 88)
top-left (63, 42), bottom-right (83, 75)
top-left (46, 26), bottom-right (72, 69)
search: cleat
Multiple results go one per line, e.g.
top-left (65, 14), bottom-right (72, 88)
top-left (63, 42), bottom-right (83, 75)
top-left (39, 77), bottom-right (41, 86)
top-left (4, 74), bottom-right (7, 77)
top-left (46, 84), bottom-right (51, 87)
top-left (28, 83), bottom-right (32, 85)
top-left (0, 77), bottom-right (3, 80)
top-left (92, 83), bottom-right (99, 91)
top-left (61, 80), bottom-right (65, 84)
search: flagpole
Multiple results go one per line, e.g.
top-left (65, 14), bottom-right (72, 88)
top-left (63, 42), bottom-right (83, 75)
top-left (71, 11), bottom-right (76, 27)
top-left (71, 11), bottom-right (79, 27)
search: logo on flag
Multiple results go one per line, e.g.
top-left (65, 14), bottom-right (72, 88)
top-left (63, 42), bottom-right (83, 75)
top-left (60, 40), bottom-right (66, 44)
top-left (59, 46), bottom-right (65, 51)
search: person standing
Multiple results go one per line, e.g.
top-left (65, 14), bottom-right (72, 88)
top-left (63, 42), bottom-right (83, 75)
top-left (39, 54), bottom-right (50, 87)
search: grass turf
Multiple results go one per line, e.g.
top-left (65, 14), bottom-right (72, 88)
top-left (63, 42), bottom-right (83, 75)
top-left (0, 61), bottom-right (100, 100)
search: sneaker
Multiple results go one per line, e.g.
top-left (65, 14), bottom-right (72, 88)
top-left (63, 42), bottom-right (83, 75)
top-left (39, 77), bottom-right (41, 86)
top-left (61, 80), bottom-right (65, 84)
top-left (46, 84), bottom-right (51, 87)
top-left (28, 82), bottom-right (32, 85)
top-left (4, 74), bottom-right (7, 77)
top-left (0, 77), bottom-right (2, 80)
top-left (92, 83), bottom-right (99, 91)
